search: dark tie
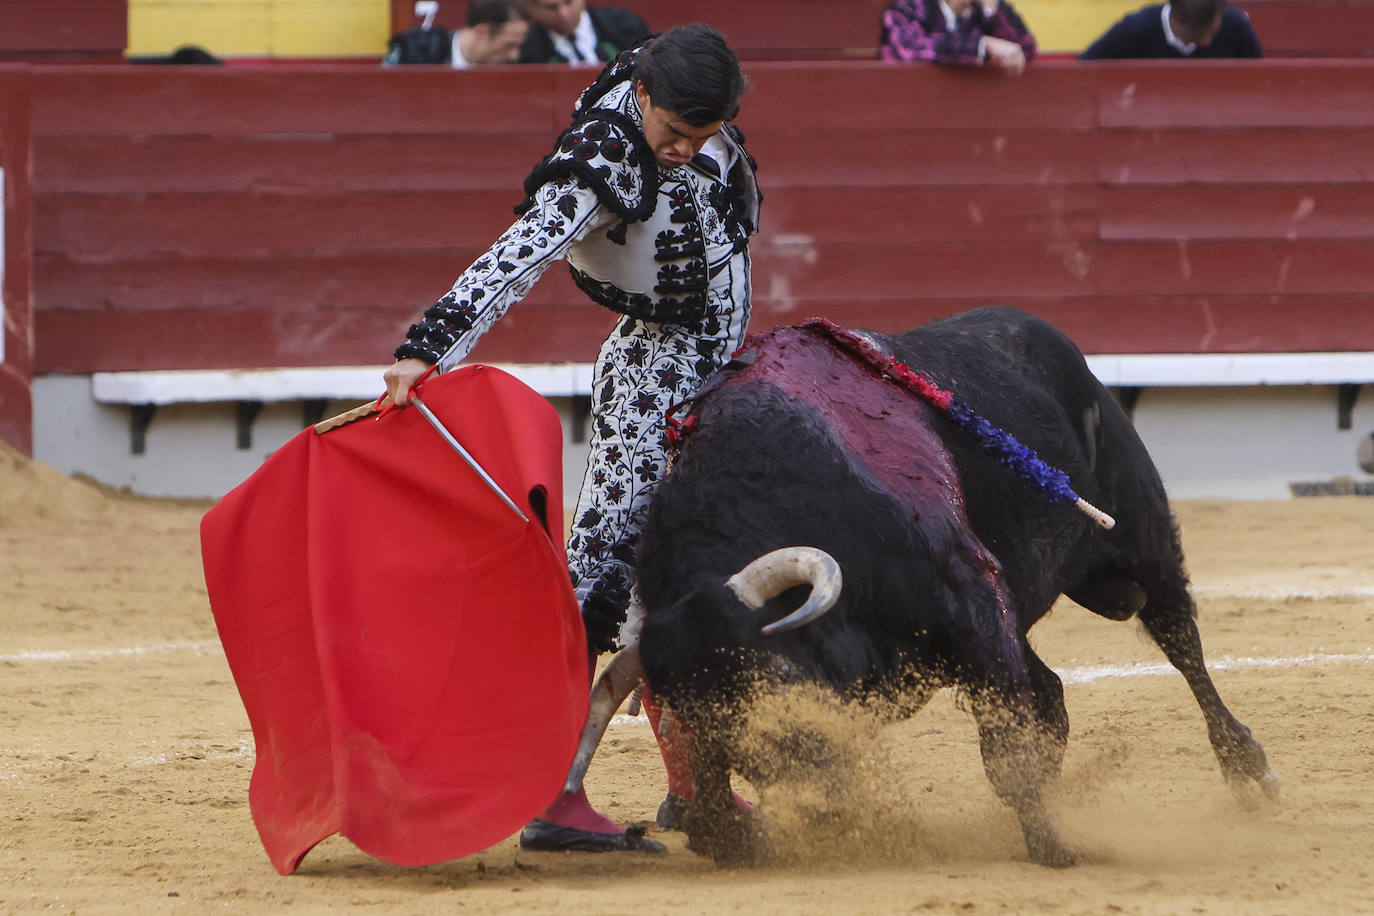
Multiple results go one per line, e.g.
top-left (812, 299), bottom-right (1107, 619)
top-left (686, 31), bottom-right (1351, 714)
top-left (690, 153), bottom-right (721, 180)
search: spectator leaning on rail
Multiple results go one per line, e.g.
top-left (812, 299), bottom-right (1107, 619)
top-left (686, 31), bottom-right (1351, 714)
top-left (382, 23), bottom-right (761, 854)
top-left (383, 0), bottom-right (529, 67)
top-left (1080, 0), bottom-right (1262, 59)
top-left (880, 0), bottom-right (1038, 77)
top-left (517, 0), bottom-right (650, 65)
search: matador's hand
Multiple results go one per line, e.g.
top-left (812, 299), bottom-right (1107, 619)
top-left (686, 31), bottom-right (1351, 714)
top-left (382, 358), bottom-right (433, 407)
top-left (983, 36), bottom-right (1027, 77)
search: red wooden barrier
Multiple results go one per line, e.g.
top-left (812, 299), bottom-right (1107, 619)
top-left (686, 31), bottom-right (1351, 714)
top-left (26, 60), bottom-right (1374, 376)
top-left (0, 68), bottom-right (34, 455)
top-left (0, 0), bottom-right (126, 63)
top-left (1243, 0), bottom-right (1374, 58)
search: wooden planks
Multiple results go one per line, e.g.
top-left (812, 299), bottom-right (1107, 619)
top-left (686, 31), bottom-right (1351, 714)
top-left (0, 68), bottom-right (34, 454)
top-left (1093, 61), bottom-right (1374, 128)
top-left (1242, 0), bottom-right (1374, 58)
top-left (32, 66), bottom-right (567, 137)
top-left (25, 60), bottom-right (1374, 375)
top-left (0, 0), bottom-right (126, 61)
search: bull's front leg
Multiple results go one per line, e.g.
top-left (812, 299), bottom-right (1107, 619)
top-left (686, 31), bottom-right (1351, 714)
top-left (970, 688), bottom-right (1076, 868)
top-left (682, 729), bottom-right (770, 866)
top-left (1136, 584), bottom-right (1279, 805)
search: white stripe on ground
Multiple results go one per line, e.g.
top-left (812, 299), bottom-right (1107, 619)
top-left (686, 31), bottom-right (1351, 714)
top-left (0, 640), bottom-right (220, 663)
top-left (1191, 585), bottom-right (1374, 600)
top-left (2, 579), bottom-right (1370, 668)
top-left (603, 649), bottom-right (1374, 725)
top-left (4, 586), bottom-right (1369, 666)
top-left (1056, 651), bottom-right (1374, 685)
top-left (1, 648), bottom-right (1371, 776)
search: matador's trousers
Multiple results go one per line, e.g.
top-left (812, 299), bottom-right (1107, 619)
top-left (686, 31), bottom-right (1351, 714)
top-left (566, 254), bottom-right (751, 653)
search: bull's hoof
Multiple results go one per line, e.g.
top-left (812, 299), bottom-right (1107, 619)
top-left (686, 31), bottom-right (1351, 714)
top-left (657, 792), bottom-right (753, 831)
top-left (686, 811), bottom-right (773, 867)
top-left (1017, 804), bottom-right (1077, 868)
top-left (1025, 835), bottom-right (1078, 869)
top-left (657, 793), bottom-right (690, 831)
top-left (518, 820), bottom-right (667, 854)
top-left (1226, 762), bottom-right (1281, 811)
top-left (1217, 732), bottom-right (1280, 810)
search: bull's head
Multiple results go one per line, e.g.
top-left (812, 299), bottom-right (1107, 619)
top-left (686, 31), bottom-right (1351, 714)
top-left (561, 546), bottom-right (843, 794)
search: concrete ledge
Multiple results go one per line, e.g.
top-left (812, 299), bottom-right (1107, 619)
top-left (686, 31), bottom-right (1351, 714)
top-left (91, 363), bottom-right (598, 405)
top-left (90, 354), bottom-right (1374, 408)
top-left (1085, 353), bottom-right (1374, 387)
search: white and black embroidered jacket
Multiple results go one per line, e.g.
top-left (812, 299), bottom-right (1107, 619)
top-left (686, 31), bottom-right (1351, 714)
top-left (395, 49), bottom-right (762, 368)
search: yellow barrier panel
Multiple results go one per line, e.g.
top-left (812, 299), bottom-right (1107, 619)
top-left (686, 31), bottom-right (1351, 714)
top-left (129, 0), bottom-right (389, 58)
top-left (1021, 0), bottom-right (1147, 54)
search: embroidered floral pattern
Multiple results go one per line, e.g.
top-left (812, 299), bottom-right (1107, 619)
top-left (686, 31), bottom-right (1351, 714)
top-left (567, 258), bottom-right (752, 651)
top-left (395, 177), bottom-right (598, 365)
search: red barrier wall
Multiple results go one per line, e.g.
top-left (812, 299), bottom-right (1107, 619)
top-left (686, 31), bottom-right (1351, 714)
top-left (1244, 0), bottom-right (1374, 58)
top-left (28, 60), bottom-right (1374, 375)
top-left (0, 68), bottom-right (34, 455)
top-left (0, 0), bottom-right (127, 63)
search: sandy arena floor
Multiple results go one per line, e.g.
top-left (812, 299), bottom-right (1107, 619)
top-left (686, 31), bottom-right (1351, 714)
top-left (2, 441), bottom-right (1372, 914)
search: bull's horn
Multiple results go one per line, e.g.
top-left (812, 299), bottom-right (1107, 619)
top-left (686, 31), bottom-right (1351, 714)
top-left (562, 642), bottom-right (645, 795)
top-left (726, 546), bottom-right (842, 635)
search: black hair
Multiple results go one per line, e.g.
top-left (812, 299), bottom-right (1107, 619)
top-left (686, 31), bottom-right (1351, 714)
top-left (129, 45), bottom-right (223, 65)
top-left (632, 24), bottom-right (746, 126)
top-left (1171, 0), bottom-right (1226, 30)
top-left (467, 0), bottom-right (522, 28)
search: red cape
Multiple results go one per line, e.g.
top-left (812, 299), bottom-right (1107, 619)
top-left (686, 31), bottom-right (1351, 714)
top-left (201, 366), bottom-right (588, 874)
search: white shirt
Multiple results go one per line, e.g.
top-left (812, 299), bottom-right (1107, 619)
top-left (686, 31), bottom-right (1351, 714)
top-left (1161, 4), bottom-right (1199, 56)
top-left (449, 29), bottom-right (471, 69)
top-left (548, 11), bottom-right (600, 65)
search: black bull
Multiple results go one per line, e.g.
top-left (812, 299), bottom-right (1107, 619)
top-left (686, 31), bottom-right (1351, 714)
top-left (582, 307), bottom-right (1278, 867)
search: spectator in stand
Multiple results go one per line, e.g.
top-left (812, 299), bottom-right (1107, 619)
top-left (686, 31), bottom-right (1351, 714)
top-left (129, 45), bottom-right (223, 65)
top-left (384, 0), bottom-right (529, 67)
top-left (517, 0), bottom-right (649, 65)
top-left (880, 0), bottom-right (1038, 77)
top-left (1079, 0), bottom-right (1262, 59)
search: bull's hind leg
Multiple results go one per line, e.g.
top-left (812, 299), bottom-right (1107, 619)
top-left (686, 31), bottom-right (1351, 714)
top-left (1137, 580), bottom-right (1279, 804)
top-left (969, 684), bottom-right (1076, 868)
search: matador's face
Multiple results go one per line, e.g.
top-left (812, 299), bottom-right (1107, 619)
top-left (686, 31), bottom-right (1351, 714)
top-left (635, 81), bottom-right (723, 171)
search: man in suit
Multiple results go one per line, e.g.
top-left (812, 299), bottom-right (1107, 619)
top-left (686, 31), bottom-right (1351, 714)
top-left (1080, 0), bottom-right (1262, 58)
top-left (517, 0), bottom-right (650, 65)
top-left (384, 0), bottom-right (529, 67)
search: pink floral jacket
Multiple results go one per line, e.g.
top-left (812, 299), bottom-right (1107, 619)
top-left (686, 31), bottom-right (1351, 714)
top-left (880, 0), bottom-right (1038, 66)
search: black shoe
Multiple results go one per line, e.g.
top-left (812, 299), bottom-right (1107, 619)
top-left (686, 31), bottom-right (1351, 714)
top-left (656, 793), bottom-right (690, 831)
top-left (518, 819), bottom-right (667, 854)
